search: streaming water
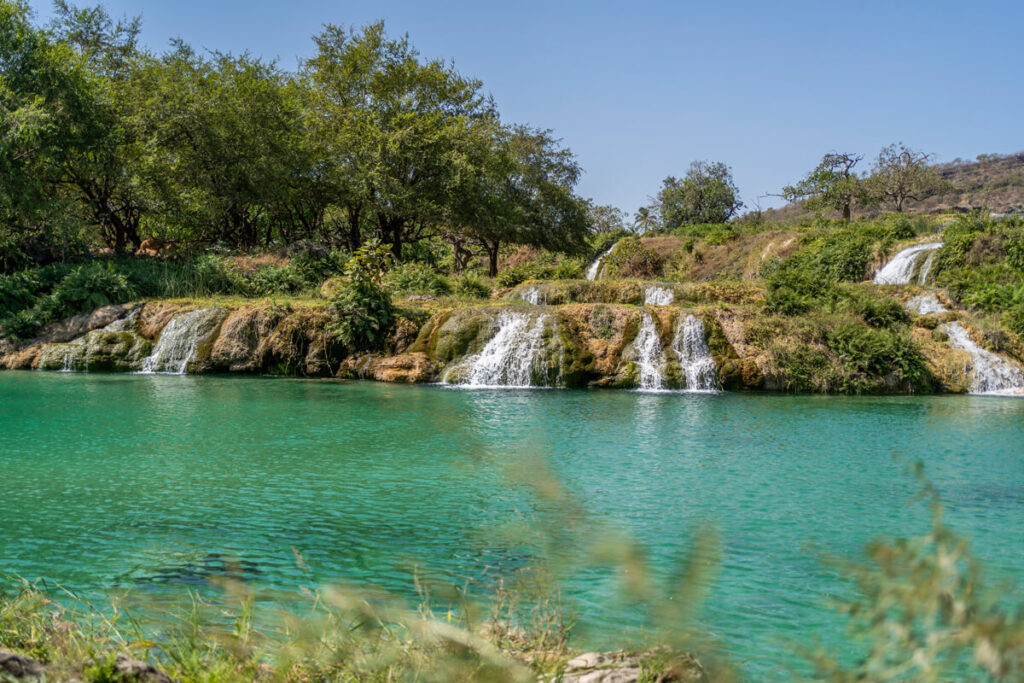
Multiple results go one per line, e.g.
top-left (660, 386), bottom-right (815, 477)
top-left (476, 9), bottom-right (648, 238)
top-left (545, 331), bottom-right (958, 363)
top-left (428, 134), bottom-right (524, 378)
top-left (873, 242), bottom-right (943, 285)
top-left (644, 285), bottom-right (674, 306)
top-left (586, 245), bottom-right (616, 281)
top-left (632, 312), bottom-right (666, 391)
top-left (443, 311), bottom-right (558, 388)
top-left (942, 322), bottom-right (1024, 395)
top-left (139, 309), bottom-right (223, 375)
top-left (673, 314), bottom-right (717, 391)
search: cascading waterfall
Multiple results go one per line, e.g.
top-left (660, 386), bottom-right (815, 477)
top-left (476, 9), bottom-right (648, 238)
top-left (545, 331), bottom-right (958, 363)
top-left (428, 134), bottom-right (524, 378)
top-left (644, 286), bottom-right (674, 306)
top-left (586, 245), bottom-right (616, 281)
top-left (521, 285), bottom-right (546, 305)
top-left (632, 312), bottom-right (667, 391)
top-left (672, 314), bottom-right (717, 391)
top-left (873, 242), bottom-right (943, 284)
top-left (905, 293), bottom-right (948, 315)
top-left (942, 322), bottom-right (1024, 395)
top-left (140, 308), bottom-right (222, 375)
top-left (444, 311), bottom-right (559, 388)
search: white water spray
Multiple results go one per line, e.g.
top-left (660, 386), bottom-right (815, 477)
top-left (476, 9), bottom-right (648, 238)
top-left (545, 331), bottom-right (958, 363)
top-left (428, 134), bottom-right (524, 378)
top-left (942, 322), bottom-right (1024, 396)
top-left (905, 293), bottom-right (948, 315)
top-left (140, 309), bottom-right (223, 375)
top-left (873, 242), bottom-right (943, 285)
top-left (673, 314), bottom-right (717, 391)
top-left (521, 285), bottom-right (546, 305)
top-left (632, 312), bottom-right (666, 391)
top-left (586, 245), bottom-right (616, 281)
top-left (444, 311), bottom-right (558, 388)
top-left (644, 286), bottom-right (674, 306)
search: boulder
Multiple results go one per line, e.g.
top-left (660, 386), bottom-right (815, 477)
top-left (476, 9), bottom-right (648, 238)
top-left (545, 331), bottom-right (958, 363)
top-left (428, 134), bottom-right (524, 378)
top-left (0, 649), bottom-right (44, 679)
top-left (362, 352), bottom-right (436, 383)
top-left (113, 654), bottom-right (173, 683)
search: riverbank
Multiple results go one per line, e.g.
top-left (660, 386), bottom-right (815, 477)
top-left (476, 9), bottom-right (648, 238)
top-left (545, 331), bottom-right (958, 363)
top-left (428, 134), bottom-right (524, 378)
top-left (0, 281), bottom-right (1019, 395)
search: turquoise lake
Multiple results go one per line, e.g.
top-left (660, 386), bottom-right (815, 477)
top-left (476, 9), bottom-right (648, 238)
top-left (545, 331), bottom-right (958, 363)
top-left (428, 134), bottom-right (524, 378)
top-left (1, 372), bottom-right (1022, 679)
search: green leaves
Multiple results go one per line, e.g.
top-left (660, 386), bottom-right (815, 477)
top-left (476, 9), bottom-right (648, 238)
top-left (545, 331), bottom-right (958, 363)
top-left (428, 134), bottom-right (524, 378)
top-left (658, 160), bottom-right (743, 227)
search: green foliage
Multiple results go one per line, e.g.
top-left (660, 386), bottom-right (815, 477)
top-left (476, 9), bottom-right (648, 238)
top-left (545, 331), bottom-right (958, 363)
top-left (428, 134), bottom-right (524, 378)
top-left (599, 236), bottom-right (663, 279)
top-left (0, 262), bottom-right (134, 338)
top-left (658, 160), bottom-right (743, 227)
top-left (329, 242), bottom-right (395, 349)
top-left (384, 262), bottom-right (452, 297)
top-left (808, 472), bottom-right (1024, 681)
top-left (783, 152), bottom-right (870, 221)
top-left (249, 264), bottom-right (307, 296)
top-left (454, 272), bottom-right (492, 299)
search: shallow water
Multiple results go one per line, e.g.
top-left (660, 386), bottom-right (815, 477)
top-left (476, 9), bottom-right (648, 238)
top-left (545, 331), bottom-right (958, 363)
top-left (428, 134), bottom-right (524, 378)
top-left (1, 372), bottom-right (1022, 679)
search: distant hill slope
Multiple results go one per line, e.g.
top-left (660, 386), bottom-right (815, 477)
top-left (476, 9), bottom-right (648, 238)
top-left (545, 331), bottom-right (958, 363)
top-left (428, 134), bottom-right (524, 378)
top-left (761, 152), bottom-right (1024, 223)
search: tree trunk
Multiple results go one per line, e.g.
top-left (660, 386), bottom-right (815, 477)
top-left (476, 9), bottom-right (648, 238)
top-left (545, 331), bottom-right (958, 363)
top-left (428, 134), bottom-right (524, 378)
top-left (487, 240), bottom-right (500, 277)
top-left (842, 202), bottom-right (851, 222)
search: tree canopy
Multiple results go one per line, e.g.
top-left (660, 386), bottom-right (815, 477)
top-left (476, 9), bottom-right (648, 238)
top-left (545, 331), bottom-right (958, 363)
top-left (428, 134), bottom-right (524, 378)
top-left (657, 160), bottom-right (743, 228)
top-left (0, 2), bottom-right (592, 272)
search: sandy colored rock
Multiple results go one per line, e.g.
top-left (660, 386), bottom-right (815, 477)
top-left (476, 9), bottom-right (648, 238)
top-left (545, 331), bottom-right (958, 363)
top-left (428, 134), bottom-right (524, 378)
top-left (259, 309), bottom-right (342, 377)
top-left (138, 302), bottom-right (189, 339)
top-left (1, 344), bottom-right (45, 370)
top-left (209, 306), bottom-right (284, 372)
top-left (369, 352), bottom-right (436, 383)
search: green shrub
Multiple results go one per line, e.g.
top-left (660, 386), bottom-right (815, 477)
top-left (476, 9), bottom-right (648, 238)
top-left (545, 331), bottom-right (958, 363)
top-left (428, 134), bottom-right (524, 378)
top-left (839, 287), bottom-right (909, 328)
top-left (826, 322), bottom-right (927, 388)
top-left (385, 262), bottom-right (451, 296)
top-left (329, 282), bottom-right (394, 350)
top-left (249, 264), bottom-right (307, 296)
top-left (454, 273), bottom-right (491, 299)
top-left (193, 254), bottom-right (250, 296)
top-left (600, 237), bottom-right (663, 279)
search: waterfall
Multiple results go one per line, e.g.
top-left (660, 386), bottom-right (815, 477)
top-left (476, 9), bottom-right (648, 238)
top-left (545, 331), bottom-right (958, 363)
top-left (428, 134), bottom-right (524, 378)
top-left (139, 309), bottom-right (222, 375)
top-left (632, 312), bottom-right (667, 391)
top-left (905, 293), bottom-right (948, 315)
top-left (873, 242), bottom-right (943, 284)
top-left (673, 314), bottom-right (718, 391)
top-left (444, 311), bottom-right (559, 388)
top-left (942, 322), bottom-right (1024, 396)
top-left (586, 245), bottom-right (616, 281)
top-left (521, 285), bottom-right (545, 305)
top-left (644, 286), bottom-right (674, 306)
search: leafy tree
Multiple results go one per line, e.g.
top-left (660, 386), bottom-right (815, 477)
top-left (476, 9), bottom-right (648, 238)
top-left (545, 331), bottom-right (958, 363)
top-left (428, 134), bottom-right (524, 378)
top-left (450, 125), bottom-right (590, 276)
top-left (585, 201), bottom-right (626, 234)
top-left (866, 143), bottom-right (952, 212)
top-left (632, 205), bottom-right (660, 233)
top-left (305, 22), bottom-right (496, 261)
top-left (783, 152), bottom-right (868, 222)
top-left (657, 160), bottom-right (743, 228)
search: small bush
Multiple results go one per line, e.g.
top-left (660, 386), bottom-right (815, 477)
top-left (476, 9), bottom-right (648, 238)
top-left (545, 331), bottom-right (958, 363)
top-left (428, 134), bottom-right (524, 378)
top-left (454, 273), bottom-right (492, 299)
top-left (250, 264), bottom-right (307, 296)
top-left (385, 262), bottom-right (451, 297)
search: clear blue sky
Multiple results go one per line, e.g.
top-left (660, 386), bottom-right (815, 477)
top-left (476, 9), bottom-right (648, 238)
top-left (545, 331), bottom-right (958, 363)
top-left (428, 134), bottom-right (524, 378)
top-left (28, 0), bottom-right (1024, 215)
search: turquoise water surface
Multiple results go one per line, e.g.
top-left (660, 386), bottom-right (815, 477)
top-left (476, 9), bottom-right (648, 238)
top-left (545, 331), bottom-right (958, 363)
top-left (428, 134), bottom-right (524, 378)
top-left (1, 372), bottom-right (1022, 679)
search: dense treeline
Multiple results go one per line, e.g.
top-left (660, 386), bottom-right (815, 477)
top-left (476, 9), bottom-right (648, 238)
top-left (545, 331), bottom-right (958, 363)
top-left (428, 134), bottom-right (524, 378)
top-left (0, 1), bottom-right (588, 274)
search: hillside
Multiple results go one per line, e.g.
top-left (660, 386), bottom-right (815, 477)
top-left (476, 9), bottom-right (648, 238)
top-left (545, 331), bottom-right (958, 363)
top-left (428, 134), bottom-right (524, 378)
top-left (761, 152), bottom-right (1024, 223)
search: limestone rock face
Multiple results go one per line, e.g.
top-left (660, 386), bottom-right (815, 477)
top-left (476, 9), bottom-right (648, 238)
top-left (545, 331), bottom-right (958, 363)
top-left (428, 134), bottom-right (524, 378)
top-left (36, 327), bottom-right (152, 372)
top-left (35, 303), bottom-right (136, 344)
top-left (259, 309), bottom-right (343, 377)
top-left (138, 302), bottom-right (189, 339)
top-left (113, 654), bottom-right (174, 683)
top-left (208, 306), bottom-right (284, 372)
top-left (344, 352), bottom-right (436, 383)
top-left (0, 344), bottom-right (45, 370)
